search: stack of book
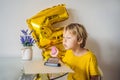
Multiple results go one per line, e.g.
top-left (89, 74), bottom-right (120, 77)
top-left (44, 57), bottom-right (61, 67)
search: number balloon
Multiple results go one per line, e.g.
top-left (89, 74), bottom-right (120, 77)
top-left (26, 4), bottom-right (69, 60)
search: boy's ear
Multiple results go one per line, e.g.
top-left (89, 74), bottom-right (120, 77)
top-left (78, 39), bottom-right (83, 44)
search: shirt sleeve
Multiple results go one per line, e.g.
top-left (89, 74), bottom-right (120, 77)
top-left (89, 54), bottom-right (100, 76)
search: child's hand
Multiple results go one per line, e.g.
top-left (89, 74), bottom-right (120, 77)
top-left (50, 46), bottom-right (58, 57)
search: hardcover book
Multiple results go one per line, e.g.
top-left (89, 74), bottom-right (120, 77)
top-left (44, 57), bottom-right (61, 67)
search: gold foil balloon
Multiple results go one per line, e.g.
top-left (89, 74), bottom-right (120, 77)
top-left (26, 4), bottom-right (69, 60)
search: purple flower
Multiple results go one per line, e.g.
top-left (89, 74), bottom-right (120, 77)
top-left (21, 29), bottom-right (28, 35)
top-left (20, 29), bottom-right (35, 46)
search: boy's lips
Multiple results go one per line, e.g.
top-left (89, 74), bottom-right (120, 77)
top-left (63, 44), bottom-right (67, 47)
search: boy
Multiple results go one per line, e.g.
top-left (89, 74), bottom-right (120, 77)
top-left (62, 23), bottom-right (100, 80)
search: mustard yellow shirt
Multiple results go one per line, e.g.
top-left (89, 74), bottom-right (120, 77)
top-left (62, 50), bottom-right (100, 80)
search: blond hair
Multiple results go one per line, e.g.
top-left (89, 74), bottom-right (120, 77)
top-left (64, 23), bottom-right (88, 48)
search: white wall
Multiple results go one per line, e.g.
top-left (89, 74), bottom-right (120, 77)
top-left (0, 0), bottom-right (120, 80)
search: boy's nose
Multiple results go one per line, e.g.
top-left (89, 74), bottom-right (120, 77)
top-left (63, 38), bottom-right (66, 43)
top-left (63, 39), bottom-right (67, 45)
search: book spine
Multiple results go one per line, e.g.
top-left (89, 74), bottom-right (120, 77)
top-left (44, 62), bottom-right (61, 67)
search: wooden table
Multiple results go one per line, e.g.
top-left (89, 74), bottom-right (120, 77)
top-left (23, 60), bottom-right (74, 80)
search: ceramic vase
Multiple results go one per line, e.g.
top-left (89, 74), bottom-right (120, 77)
top-left (21, 46), bottom-right (33, 60)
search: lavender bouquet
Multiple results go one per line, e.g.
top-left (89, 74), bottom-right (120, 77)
top-left (20, 29), bottom-right (35, 46)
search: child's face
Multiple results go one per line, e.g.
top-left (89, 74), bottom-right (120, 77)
top-left (63, 30), bottom-right (79, 50)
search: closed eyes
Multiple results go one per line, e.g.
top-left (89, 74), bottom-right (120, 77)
top-left (63, 37), bottom-right (71, 39)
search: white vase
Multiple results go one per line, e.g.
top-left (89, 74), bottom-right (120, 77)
top-left (21, 46), bottom-right (33, 60)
